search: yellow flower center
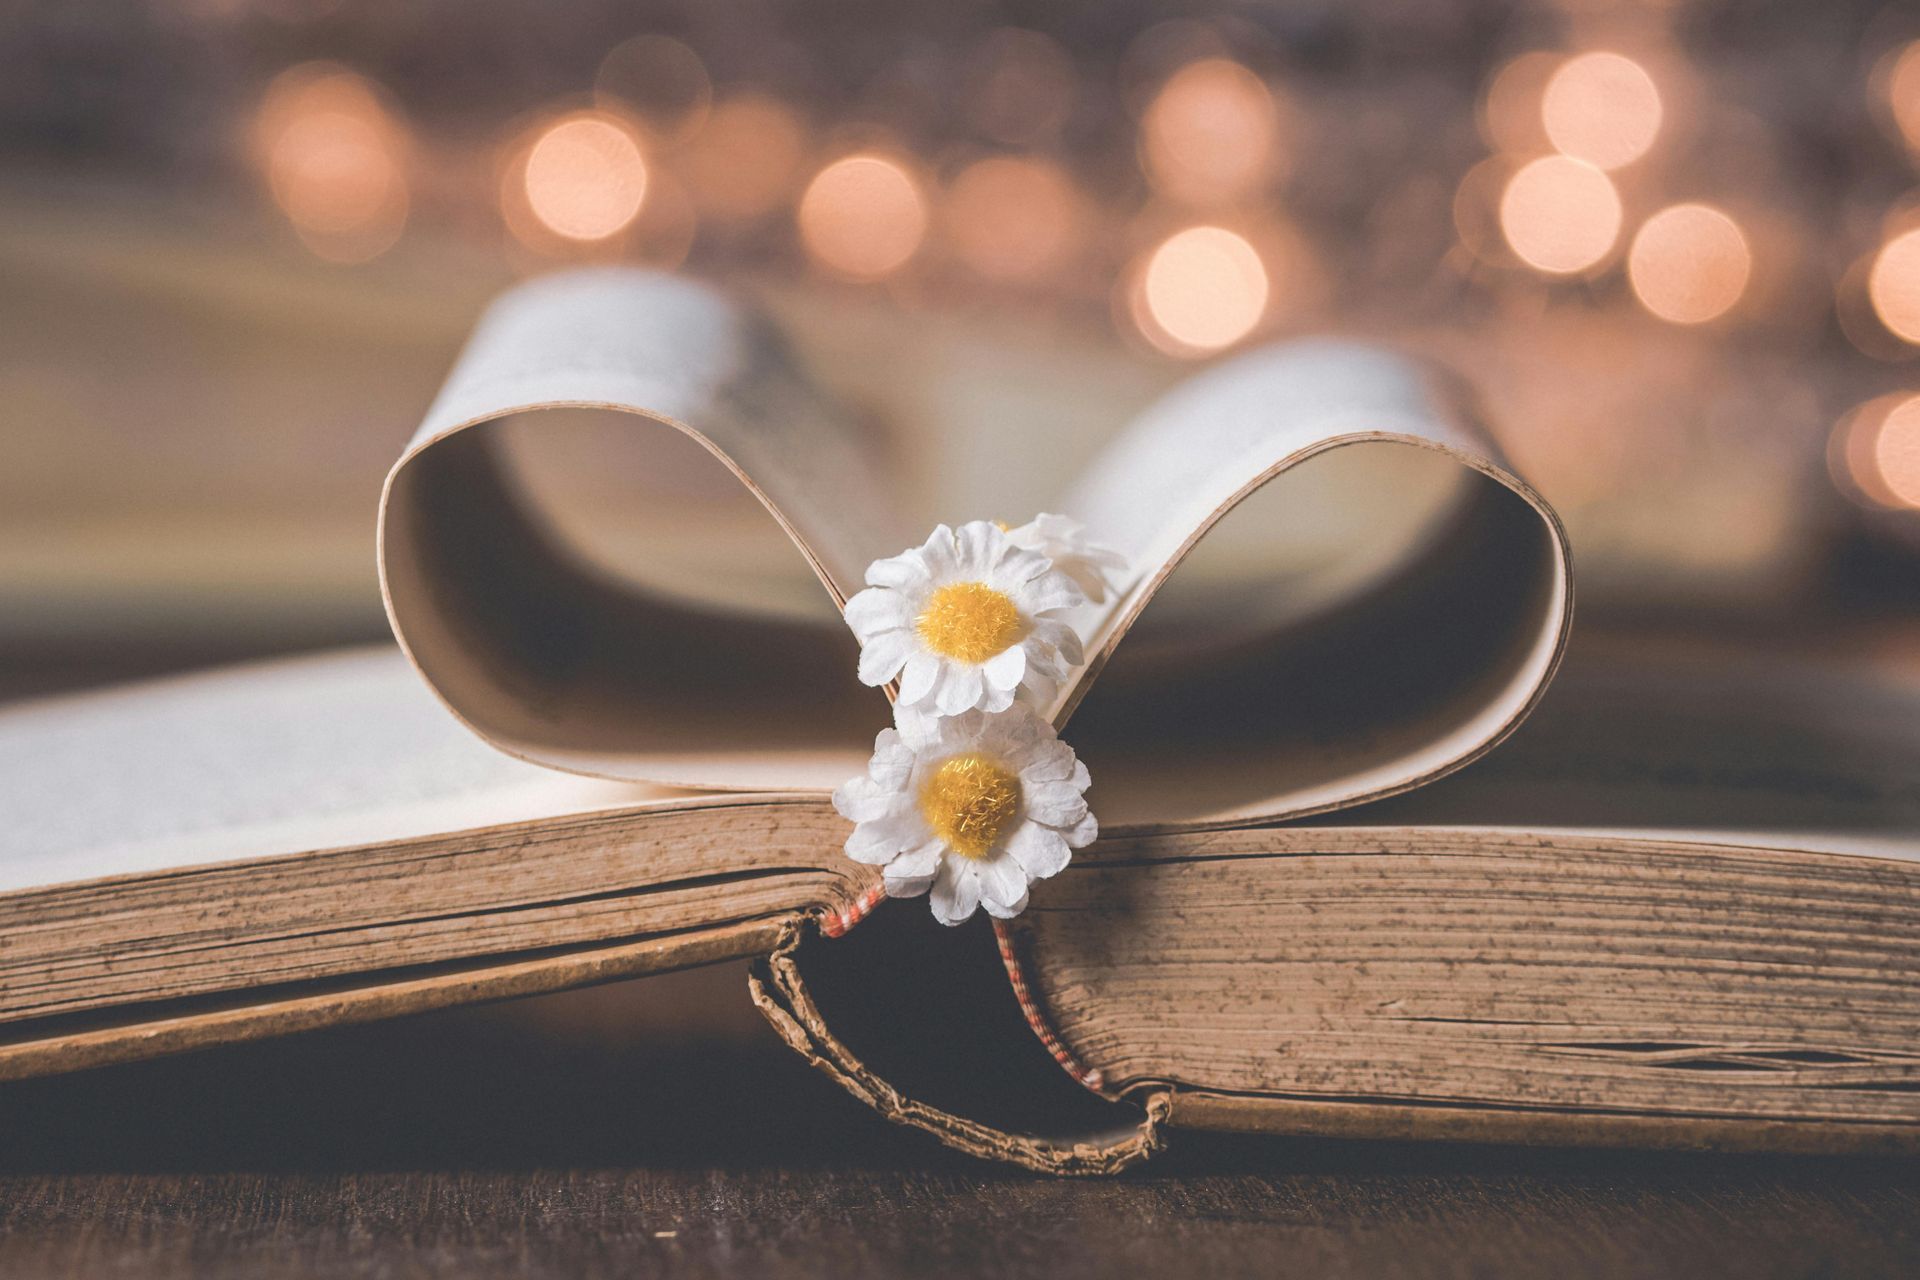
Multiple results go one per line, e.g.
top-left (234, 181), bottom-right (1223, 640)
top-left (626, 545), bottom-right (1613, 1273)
top-left (919, 753), bottom-right (1021, 859)
top-left (915, 581), bottom-right (1023, 663)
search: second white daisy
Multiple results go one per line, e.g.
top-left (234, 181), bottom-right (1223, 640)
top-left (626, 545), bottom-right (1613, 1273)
top-left (832, 704), bottom-right (1097, 924)
top-left (844, 520), bottom-right (1086, 715)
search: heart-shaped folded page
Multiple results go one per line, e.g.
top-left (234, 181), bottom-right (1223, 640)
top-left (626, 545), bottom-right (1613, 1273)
top-left (380, 269), bottom-right (1570, 828)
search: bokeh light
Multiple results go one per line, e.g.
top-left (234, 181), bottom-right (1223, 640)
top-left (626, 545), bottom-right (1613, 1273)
top-left (253, 63), bottom-right (409, 262)
top-left (1139, 58), bottom-right (1283, 206)
top-left (943, 155), bottom-right (1084, 283)
top-left (1888, 42), bottom-right (1920, 154)
top-left (681, 94), bottom-right (808, 223)
top-left (1834, 394), bottom-right (1920, 510)
top-left (1869, 228), bottom-right (1920, 345)
top-left (1499, 155), bottom-right (1621, 275)
top-left (1479, 52), bottom-right (1558, 155)
top-left (798, 153), bottom-right (929, 280)
top-left (1132, 225), bottom-right (1269, 356)
top-left (1541, 52), bottom-right (1663, 171)
top-left (520, 112), bottom-right (649, 242)
top-left (1628, 203), bottom-right (1752, 325)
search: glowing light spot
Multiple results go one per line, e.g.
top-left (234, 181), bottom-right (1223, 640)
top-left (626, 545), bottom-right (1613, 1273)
top-left (522, 113), bottom-right (648, 242)
top-left (1628, 203), bottom-right (1752, 325)
top-left (1479, 52), bottom-right (1558, 154)
top-left (1139, 58), bottom-right (1282, 205)
top-left (254, 63), bottom-right (409, 262)
top-left (682, 94), bottom-right (808, 223)
top-left (1874, 397), bottom-right (1920, 508)
top-left (1869, 229), bottom-right (1920, 345)
top-left (1135, 226), bottom-right (1269, 356)
top-left (798, 153), bottom-right (928, 280)
top-left (919, 753), bottom-right (1020, 859)
top-left (1541, 51), bottom-right (1662, 170)
top-left (943, 156), bottom-right (1082, 283)
top-left (916, 582), bottom-right (1023, 663)
top-left (1889, 43), bottom-right (1920, 154)
top-left (1499, 155), bottom-right (1621, 275)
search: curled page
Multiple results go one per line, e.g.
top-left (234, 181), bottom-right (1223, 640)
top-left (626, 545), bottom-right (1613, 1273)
top-left (383, 270), bottom-right (1570, 826)
top-left (1059, 342), bottom-right (1571, 827)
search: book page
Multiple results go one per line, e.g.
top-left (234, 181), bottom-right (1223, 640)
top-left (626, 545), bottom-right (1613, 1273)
top-left (1055, 341), bottom-right (1571, 827)
top-left (0, 648), bottom-right (667, 894)
top-left (381, 269), bottom-right (907, 791)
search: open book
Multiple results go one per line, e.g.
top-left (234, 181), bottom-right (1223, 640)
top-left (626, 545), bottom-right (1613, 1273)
top-left (2, 270), bottom-right (1915, 1172)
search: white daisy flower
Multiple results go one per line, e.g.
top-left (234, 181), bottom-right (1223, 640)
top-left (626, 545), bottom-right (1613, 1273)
top-left (1002, 512), bottom-right (1131, 605)
top-left (832, 704), bottom-right (1097, 924)
top-left (843, 521), bottom-right (1086, 716)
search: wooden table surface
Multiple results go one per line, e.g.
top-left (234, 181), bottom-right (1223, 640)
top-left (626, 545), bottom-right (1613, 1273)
top-left (2, 962), bottom-right (1916, 1280)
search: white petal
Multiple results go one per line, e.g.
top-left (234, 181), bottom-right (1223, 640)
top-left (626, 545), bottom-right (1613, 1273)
top-left (1024, 781), bottom-right (1088, 827)
top-left (1029, 619), bottom-right (1084, 666)
top-left (888, 840), bottom-right (945, 880)
top-left (897, 650), bottom-right (940, 706)
top-left (1017, 738), bottom-right (1077, 783)
top-left (883, 870), bottom-right (936, 899)
top-left (977, 855), bottom-right (1031, 918)
top-left (1021, 638), bottom-right (1073, 682)
top-left (989, 547), bottom-right (1052, 587)
top-left (935, 664), bottom-right (983, 715)
top-left (844, 587), bottom-right (914, 641)
top-left (929, 857), bottom-right (981, 925)
top-left (916, 524), bottom-right (960, 580)
top-left (832, 774), bottom-right (900, 823)
top-left (1019, 575), bottom-right (1085, 615)
top-left (980, 644), bottom-right (1026, 691)
top-left (1006, 821), bottom-right (1072, 879)
top-left (1065, 808), bottom-right (1098, 847)
top-left (951, 520), bottom-right (1001, 575)
top-left (868, 729), bottom-right (914, 789)
top-left (856, 628), bottom-right (916, 686)
top-left (979, 681), bottom-right (1016, 713)
top-left (845, 811), bottom-right (923, 864)
top-left (866, 549), bottom-right (930, 591)
top-left (1068, 759), bottom-right (1092, 792)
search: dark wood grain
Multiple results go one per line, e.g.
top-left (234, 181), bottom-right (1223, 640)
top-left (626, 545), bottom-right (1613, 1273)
top-left (1, 962), bottom-right (1916, 1280)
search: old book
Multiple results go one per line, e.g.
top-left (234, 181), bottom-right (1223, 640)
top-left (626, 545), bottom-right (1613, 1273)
top-left (1, 271), bottom-right (1914, 1172)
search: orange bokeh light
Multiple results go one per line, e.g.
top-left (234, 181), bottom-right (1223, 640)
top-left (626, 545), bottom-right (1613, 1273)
top-left (1869, 228), bottom-right (1920, 345)
top-left (682, 93), bottom-right (809, 223)
top-left (1499, 155), bottom-right (1621, 275)
top-left (1627, 203), bottom-right (1752, 325)
top-left (1888, 42), bottom-right (1920, 154)
top-left (1541, 51), bottom-right (1663, 171)
top-left (943, 156), bottom-right (1083, 283)
top-left (1132, 225), bottom-right (1269, 356)
top-left (798, 153), bottom-right (929, 280)
top-left (1479, 52), bottom-right (1558, 154)
top-left (1139, 58), bottom-right (1282, 206)
top-left (521, 113), bottom-right (649, 242)
top-left (254, 63), bottom-right (408, 262)
top-left (1834, 394), bottom-right (1920, 511)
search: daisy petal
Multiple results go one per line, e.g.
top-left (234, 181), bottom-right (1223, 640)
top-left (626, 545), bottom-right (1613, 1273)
top-left (952, 520), bottom-right (1000, 574)
top-left (866, 551), bottom-right (930, 591)
top-left (856, 628), bottom-right (916, 686)
top-left (883, 870), bottom-right (936, 899)
top-left (981, 644), bottom-right (1026, 692)
top-left (977, 854), bottom-right (1029, 914)
top-left (929, 857), bottom-right (981, 925)
top-left (1024, 781), bottom-right (1089, 827)
top-left (1006, 821), bottom-right (1072, 879)
top-left (888, 840), bottom-right (945, 880)
top-left (1065, 808), bottom-right (1098, 847)
top-left (935, 665), bottom-right (983, 716)
top-left (845, 811), bottom-right (924, 863)
top-left (897, 650), bottom-right (940, 706)
top-left (1017, 738), bottom-right (1077, 782)
top-left (1021, 577), bottom-right (1086, 615)
top-left (869, 730), bottom-right (914, 788)
top-left (844, 587), bottom-right (914, 641)
top-left (916, 524), bottom-right (959, 579)
top-left (831, 775), bottom-right (898, 823)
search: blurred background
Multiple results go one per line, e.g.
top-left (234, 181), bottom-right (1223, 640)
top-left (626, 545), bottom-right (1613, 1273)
top-left (3, 0), bottom-right (1919, 694)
